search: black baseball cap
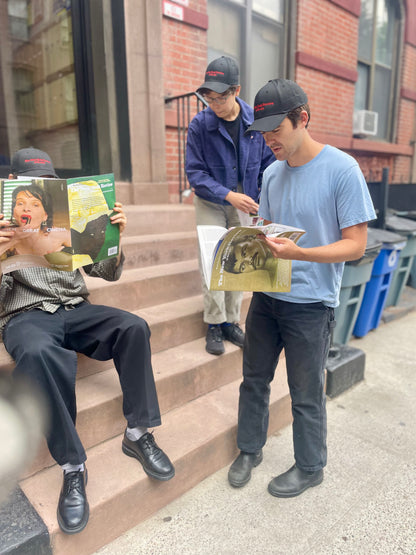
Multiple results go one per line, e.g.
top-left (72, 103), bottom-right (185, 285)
top-left (10, 147), bottom-right (58, 178)
top-left (197, 56), bottom-right (240, 94)
top-left (246, 79), bottom-right (308, 133)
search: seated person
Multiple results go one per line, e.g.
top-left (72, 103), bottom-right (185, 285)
top-left (0, 147), bottom-right (175, 535)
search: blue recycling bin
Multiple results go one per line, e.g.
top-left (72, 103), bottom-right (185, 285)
top-left (333, 230), bottom-right (381, 345)
top-left (353, 229), bottom-right (406, 338)
top-left (384, 215), bottom-right (416, 306)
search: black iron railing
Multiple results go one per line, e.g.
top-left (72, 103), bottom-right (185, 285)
top-left (165, 92), bottom-right (208, 201)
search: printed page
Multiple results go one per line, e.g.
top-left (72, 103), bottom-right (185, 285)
top-left (196, 225), bottom-right (228, 288)
top-left (209, 225), bottom-right (305, 292)
top-left (261, 223), bottom-right (305, 242)
top-left (0, 178), bottom-right (71, 273)
top-left (66, 173), bottom-right (119, 270)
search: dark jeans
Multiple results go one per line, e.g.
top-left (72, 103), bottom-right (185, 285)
top-left (3, 303), bottom-right (161, 466)
top-left (237, 293), bottom-right (334, 472)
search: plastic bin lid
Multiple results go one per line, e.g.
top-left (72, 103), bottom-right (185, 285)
top-left (394, 210), bottom-right (416, 220)
top-left (365, 228), bottom-right (383, 252)
top-left (367, 227), bottom-right (406, 246)
top-left (346, 228), bottom-right (382, 265)
top-left (385, 214), bottom-right (416, 235)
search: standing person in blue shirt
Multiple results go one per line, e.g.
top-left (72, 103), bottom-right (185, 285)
top-left (186, 56), bottom-right (274, 355)
top-left (228, 79), bottom-right (376, 497)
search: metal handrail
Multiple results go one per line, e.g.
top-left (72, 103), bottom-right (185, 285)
top-left (165, 92), bottom-right (208, 201)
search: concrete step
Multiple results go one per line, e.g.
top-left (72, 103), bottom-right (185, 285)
top-left (0, 292), bottom-right (253, 380)
top-left (122, 205), bottom-right (196, 236)
top-left (20, 367), bottom-right (291, 555)
top-left (23, 334), bottom-right (248, 478)
top-left (121, 231), bottom-right (198, 269)
top-left (85, 260), bottom-right (202, 311)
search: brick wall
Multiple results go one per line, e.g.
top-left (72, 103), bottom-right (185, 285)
top-left (296, 0), bottom-right (358, 137)
top-left (353, 154), bottom-right (393, 183)
top-left (297, 0), bottom-right (359, 69)
top-left (161, 0), bottom-right (416, 202)
top-left (296, 0), bottom-right (415, 185)
top-left (162, 0), bottom-right (208, 202)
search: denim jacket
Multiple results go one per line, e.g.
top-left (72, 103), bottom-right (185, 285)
top-left (185, 97), bottom-right (275, 205)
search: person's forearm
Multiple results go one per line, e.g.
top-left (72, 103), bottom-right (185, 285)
top-left (265, 234), bottom-right (367, 263)
top-left (295, 239), bottom-right (366, 263)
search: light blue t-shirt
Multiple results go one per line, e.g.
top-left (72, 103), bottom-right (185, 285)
top-left (259, 144), bottom-right (376, 307)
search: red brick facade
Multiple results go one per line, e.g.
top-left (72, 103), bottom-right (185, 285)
top-left (162, 0), bottom-right (416, 202)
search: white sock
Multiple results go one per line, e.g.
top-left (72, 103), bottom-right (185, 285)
top-left (61, 462), bottom-right (85, 474)
top-left (126, 426), bottom-right (148, 441)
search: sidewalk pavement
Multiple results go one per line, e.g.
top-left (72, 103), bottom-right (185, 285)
top-left (96, 301), bottom-right (416, 555)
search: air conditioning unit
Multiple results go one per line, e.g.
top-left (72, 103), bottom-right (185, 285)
top-left (353, 110), bottom-right (378, 136)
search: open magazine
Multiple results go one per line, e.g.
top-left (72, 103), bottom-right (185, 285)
top-left (197, 223), bottom-right (305, 292)
top-left (0, 173), bottom-right (119, 273)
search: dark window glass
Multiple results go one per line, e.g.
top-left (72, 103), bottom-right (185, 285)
top-left (207, 0), bottom-right (289, 105)
top-left (355, 0), bottom-right (401, 141)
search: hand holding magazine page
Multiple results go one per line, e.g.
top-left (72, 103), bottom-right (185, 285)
top-left (0, 173), bottom-right (119, 273)
top-left (197, 223), bottom-right (305, 292)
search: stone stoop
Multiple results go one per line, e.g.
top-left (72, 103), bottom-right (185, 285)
top-left (1, 204), bottom-right (293, 555)
top-left (20, 371), bottom-right (291, 555)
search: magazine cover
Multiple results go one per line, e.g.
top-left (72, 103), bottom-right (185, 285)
top-left (197, 224), bottom-right (305, 292)
top-left (0, 173), bottom-right (119, 273)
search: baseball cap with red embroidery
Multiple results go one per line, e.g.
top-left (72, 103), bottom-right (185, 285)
top-left (197, 56), bottom-right (240, 94)
top-left (10, 147), bottom-right (58, 178)
top-left (246, 79), bottom-right (308, 133)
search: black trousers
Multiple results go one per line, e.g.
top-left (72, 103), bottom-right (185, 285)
top-left (237, 293), bottom-right (333, 472)
top-left (3, 303), bottom-right (161, 465)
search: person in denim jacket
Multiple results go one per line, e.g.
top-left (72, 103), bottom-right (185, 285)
top-left (186, 56), bottom-right (274, 355)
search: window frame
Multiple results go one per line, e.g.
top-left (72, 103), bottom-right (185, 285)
top-left (207, 0), bottom-right (293, 104)
top-left (355, 0), bottom-right (404, 142)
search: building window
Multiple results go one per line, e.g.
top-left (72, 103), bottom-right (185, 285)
top-left (0, 0), bottom-right (129, 179)
top-left (0, 0), bottom-right (82, 172)
top-left (207, 0), bottom-right (289, 104)
top-left (355, 0), bottom-right (402, 141)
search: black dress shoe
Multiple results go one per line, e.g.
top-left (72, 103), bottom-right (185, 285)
top-left (206, 325), bottom-right (225, 355)
top-left (122, 431), bottom-right (175, 481)
top-left (222, 323), bottom-right (245, 348)
top-left (268, 464), bottom-right (323, 498)
top-left (228, 450), bottom-right (263, 487)
top-left (57, 468), bottom-right (89, 534)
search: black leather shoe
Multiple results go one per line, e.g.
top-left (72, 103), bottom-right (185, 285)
top-left (122, 431), bottom-right (175, 481)
top-left (228, 450), bottom-right (263, 487)
top-left (206, 325), bottom-right (225, 355)
top-left (222, 323), bottom-right (244, 348)
top-left (57, 468), bottom-right (89, 534)
top-left (268, 464), bottom-right (323, 498)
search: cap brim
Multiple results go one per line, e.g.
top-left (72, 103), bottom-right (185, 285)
top-left (197, 81), bottom-right (230, 94)
top-left (18, 168), bottom-right (58, 178)
top-left (245, 113), bottom-right (288, 134)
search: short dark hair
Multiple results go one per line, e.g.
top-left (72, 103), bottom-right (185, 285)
top-left (287, 104), bottom-right (310, 129)
top-left (11, 184), bottom-right (53, 229)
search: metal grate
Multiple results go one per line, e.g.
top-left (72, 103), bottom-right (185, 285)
top-left (165, 92), bottom-right (208, 202)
